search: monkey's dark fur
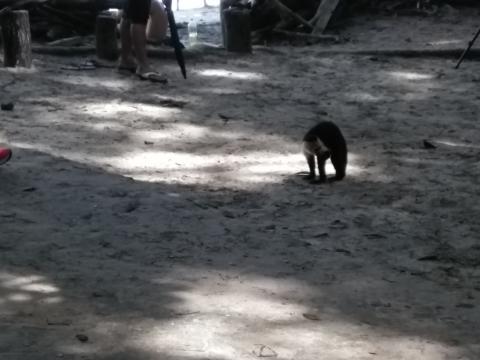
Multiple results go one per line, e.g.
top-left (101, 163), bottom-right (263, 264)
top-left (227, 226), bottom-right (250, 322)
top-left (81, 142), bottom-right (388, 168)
top-left (302, 121), bottom-right (347, 183)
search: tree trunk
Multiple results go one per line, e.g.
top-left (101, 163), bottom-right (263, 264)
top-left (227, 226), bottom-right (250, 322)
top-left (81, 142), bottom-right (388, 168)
top-left (95, 14), bottom-right (119, 61)
top-left (223, 8), bottom-right (252, 53)
top-left (1, 10), bottom-right (32, 68)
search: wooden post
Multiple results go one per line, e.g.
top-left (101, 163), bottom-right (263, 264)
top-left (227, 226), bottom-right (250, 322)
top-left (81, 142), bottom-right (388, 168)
top-left (270, 0), bottom-right (312, 30)
top-left (223, 8), bottom-right (251, 53)
top-left (220, 0), bottom-right (241, 48)
top-left (220, 0), bottom-right (229, 48)
top-left (1, 10), bottom-right (32, 68)
top-left (95, 14), bottom-right (119, 61)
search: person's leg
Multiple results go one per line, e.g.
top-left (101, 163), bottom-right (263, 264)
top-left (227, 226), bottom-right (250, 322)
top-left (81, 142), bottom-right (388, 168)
top-left (119, 0), bottom-right (150, 71)
top-left (127, 0), bottom-right (151, 74)
top-left (119, 16), bottom-right (136, 70)
top-left (131, 24), bottom-right (149, 74)
top-left (121, 0), bottom-right (167, 82)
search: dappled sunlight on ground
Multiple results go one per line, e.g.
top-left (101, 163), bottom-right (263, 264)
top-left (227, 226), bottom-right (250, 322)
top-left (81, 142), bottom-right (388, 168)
top-left (195, 69), bottom-right (267, 81)
top-left (388, 71), bottom-right (436, 81)
top-left (11, 134), bottom-right (364, 189)
top-left (53, 268), bottom-right (467, 359)
top-left (0, 272), bottom-right (63, 311)
top-left (436, 139), bottom-right (480, 149)
top-left (427, 39), bottom-right (463, 46)
top-left (196, 86), bottom-right (244, 95)
top-left (83, 101), bottom-right (181, 119)
top-left (51, 74), bottom-right (134, 92)
top-left (345, 91), bottom-right (391, 103)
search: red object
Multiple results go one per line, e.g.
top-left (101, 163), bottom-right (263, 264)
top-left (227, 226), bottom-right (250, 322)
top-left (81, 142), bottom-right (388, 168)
top-left (0, 147), bottom-right (12, 165)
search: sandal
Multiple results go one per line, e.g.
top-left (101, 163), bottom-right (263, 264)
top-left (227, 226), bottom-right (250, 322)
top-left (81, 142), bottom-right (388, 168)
top-left (137, 71), bottom-right (168, 84)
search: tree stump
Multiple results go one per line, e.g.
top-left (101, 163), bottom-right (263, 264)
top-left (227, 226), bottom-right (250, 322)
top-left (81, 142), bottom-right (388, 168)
top-left (220, 0), bottom-right (238, 48)
top-left (220, 0), bottom-right (229, 48)
top-left (223, 8), bottom-right (252, 53)
top-left (95, 14), bottom-right (119, 61)
top-left (1, 10), bottom-right (32, 68)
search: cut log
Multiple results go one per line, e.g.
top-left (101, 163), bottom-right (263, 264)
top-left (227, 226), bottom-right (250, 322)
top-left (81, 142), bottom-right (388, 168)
top-left (30, 44), bottom-right (480, 62)
top-left (310, 0), bottom-right (342, 34)
top-left (272, 29), bottom-right (339, 44)
top-left (270, 0), bottom-right (312, 30)
top-left (95, 14), bottom-right (118, 61)
top-left (1, 10), bottom-right (32, 67)
top-left (31, 42), bottom-right (224, 59)
top-left (48, 35), bottom-right (86, 47)
top-left (223, 8), bottom-right (251, 53)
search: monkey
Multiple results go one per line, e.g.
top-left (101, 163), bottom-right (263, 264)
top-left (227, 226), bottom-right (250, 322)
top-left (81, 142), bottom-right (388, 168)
top-left (302, 121), bottom-right (347, 183)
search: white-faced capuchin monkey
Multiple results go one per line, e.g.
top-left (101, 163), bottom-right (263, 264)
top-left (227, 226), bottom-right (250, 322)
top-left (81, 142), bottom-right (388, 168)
top-left (302, 121), bottom-right (347, 183)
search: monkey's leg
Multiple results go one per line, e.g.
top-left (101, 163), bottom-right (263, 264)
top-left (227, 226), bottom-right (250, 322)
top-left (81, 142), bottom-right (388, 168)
top-left (330, 152), bottom-right (346, 182)
top-left (304, 154), bottom-right (316, 180)
top-left (317, 156), bottom-right (327, 183)
top-left (313, 152), bottom-right (330, 184)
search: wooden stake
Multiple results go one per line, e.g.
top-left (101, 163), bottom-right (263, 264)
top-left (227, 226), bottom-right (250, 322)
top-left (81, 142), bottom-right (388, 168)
top-left (220, 0), bottom-right (238, 48)
top-left (1, 10), bottom-right (32, 67)
top-left (95, 14), bottom-right (119, 61)
top-left (223, 8), bottom-right (252, 53)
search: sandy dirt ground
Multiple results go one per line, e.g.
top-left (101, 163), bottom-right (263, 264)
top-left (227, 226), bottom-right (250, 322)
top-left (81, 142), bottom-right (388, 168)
top-left (0, 6), bottom-right (480, 360)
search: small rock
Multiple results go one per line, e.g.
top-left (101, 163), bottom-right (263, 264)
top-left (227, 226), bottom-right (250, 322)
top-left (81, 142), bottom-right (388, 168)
top-left (47, 318), bottom-right (72, 326)
top-left (99, 240), bottom-right (111, 248)
top-left (76, 334), bottom-right (89, 343)
top-left (218, 113), bottom-right (232, 121)
top-left (108, 189), bottom-right (127, 198)
top-left (423, 140), bottom-right (436, 149)
top-left (370, 301), bottom-right (391, 308)
top-left (223, 210), bottom-right (235, 219)
top-left (22, 187), bottom-right (37, 192)
top-left (456, 303), bottom-right (475, 309)
top-left (0, 211), bottom-right (16, 218)
top-left (124, 200), bottom-right (140, 213)
top-left (252, 344), bottom-right (277, 358)
top-left (334, 248), bottom-right (352, 255)
top-left (418, 254), bottom-right (439, 261)
top-left (329, 220), bottom-right (348, 229)
top-left (1, 102), bottom-right (14, 111)
top-left (80, 212), bottom-right (93, 220)
top-left (302, 313), bottom-right (320, 321)
top-left (364, 233), bottom-right (386, 239)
